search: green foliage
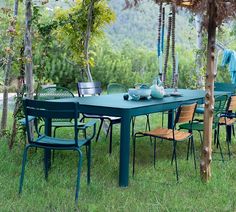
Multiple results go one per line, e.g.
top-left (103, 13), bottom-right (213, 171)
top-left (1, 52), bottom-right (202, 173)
top-left (53, 0), bottom-right (115, 67)
top-left (92, 39), bottom-right (157, 88)
top-left (0, 2), bottom-right (25, 91)
top-left (92, 39), bottom-right (197, 89)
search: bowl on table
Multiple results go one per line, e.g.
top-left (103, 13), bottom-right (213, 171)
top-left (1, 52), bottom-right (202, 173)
top-left (128, 87), bottom-right (151, 101)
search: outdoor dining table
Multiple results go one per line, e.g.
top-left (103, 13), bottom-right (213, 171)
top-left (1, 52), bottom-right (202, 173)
top-left (46, 89), bottom-right (229, 187)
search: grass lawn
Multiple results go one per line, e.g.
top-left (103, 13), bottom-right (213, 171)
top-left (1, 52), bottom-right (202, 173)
top-left (0, 113), bottom-right (236, 211)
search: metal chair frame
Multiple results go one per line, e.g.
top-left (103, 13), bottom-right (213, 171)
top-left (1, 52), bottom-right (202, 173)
top-left (77, 82), bottom-right (120, 154)
top-left (19, 99), bottom-right (96, 204)
top-left (133, 102), bottom-right (197, 181)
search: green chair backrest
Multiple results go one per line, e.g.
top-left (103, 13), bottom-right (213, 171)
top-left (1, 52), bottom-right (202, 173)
top-left (214, 82), bottom-right (236, 94)
top-left (36, 86), bottom-right (74, 122)
top-left (23, 99), bottom-right (79, 146)
top-left (107, 83), bottom-right (126, 94)
top-left (213, 95), bottom-right (228, 127)
top-left (36, 86), bottom-right (74, 100)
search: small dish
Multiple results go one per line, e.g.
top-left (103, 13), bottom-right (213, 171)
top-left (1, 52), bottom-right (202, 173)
top-left (170, 92), bottom-right (182, 97)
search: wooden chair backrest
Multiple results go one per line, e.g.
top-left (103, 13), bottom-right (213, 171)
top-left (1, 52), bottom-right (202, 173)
top-left (227, 95), bottom-right (236, 111)
top-left (175, 103), bottom-right (197, 125)
top-left (77, 82), bottom-right (102, 97)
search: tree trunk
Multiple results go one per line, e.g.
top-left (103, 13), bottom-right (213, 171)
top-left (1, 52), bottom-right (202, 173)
top-left (25, 0), bottom-right (34, 99)
top-left (195, 13), bottom-right (204, 89)
top-left (0, 0), bottom-right (19, 133)
top-left (200, 0), bottom-right (217, 182)
top-left (9, 77), bottom-right (24, 150)
top-left (84, 0), bottom-right (96, 82)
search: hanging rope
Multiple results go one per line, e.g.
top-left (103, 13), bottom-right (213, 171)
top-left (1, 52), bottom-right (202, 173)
top-left (163, 11), bottom-right (172, 87)
top-left (157, 3), bottom-right (162, 58)
top-left (171, 4), bottom-right (176, 88)
top-left (161, 7), bottom-right (165, 53)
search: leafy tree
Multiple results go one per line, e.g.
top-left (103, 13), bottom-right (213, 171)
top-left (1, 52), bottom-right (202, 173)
top-left (53, 0), bottom-right (115, 81)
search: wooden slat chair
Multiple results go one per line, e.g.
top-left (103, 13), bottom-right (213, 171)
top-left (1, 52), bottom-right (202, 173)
top-left (77, 82), bottom-right (121, 154)
top-left (19, 99), bottom-right (97, 204)
top-left (133, 102), bottom-right (197, 181)
top-left (179, 95), bottom-right (228, 161)
top-left (218, 95), bottom-right (236, 158)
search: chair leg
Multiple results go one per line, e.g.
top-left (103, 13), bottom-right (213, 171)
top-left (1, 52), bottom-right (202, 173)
top-left (198, 131), bottom-right (203, 144)
top-left (109, 124), bottom-right (113, 154)
top-left (216, 125), bottom-right (220, 149)
top-left (132, 135), bottom-right (136, 176)
top-left (171, 141), bottom-right (175, 165)
top-left (161, 112), bottom-right (164, 127)
top-left (52, 127), bottom-right (59, 162)
top-left (232, 125), bottom-right (235, 138)
top-left (19, 145), bottom-right (30, 194)
top-left (96, 119), bottom-right (104, 142)
top-left (75, 148), bottom-right (83, 204)
top-left (153, 138), bottom-right (157, 168)
top-left (191, 136), bottom-right (197, 171)
top-left (131, 117), bottom-right (136, 137)
top-left (173, 141), bottom-right (179, 181)
top-left (86, 142), bottom-right (91, 185)
top-left (186, 138), bottom-right (190, 161)
top-left (146, 114), bottom-right (151, 131)
top-left (105, 123), bottom-right (111, 140)
top-left (216, 129), bottom-right (224, 162)
top-left (146, 115), bottom-right (152, 143)
top-left (213, 128), bottom-right (217, 146)
top-left (226, 125), bottom-right (231, 159)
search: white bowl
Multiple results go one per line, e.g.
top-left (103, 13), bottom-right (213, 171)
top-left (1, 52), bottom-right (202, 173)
top-left (128, 88), bottom-right (151, 99)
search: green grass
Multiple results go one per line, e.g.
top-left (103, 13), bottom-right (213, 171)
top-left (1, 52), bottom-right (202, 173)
top-left (0, 114), bottom-right (236, 211)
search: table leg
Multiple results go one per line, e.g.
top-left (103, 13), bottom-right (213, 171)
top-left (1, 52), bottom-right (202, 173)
top-left (119, 115), bottom-right (131, 187)
top-left (168, 110), bottom-right (175, 129)
top-left (44, 118), bottom-right (52, 179)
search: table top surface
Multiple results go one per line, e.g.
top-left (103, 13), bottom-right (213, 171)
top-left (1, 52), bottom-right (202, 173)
top-left (55, 89), bottom-right (229, 110)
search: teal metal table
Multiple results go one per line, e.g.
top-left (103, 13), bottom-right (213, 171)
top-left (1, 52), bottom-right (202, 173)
top-left (51, 89), bottom-right (228, 187)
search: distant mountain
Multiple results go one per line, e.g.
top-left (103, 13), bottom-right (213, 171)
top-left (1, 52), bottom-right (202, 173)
top-left (105, 0), bottom-right (197, 50)
top-left (0, 0), bottom-right (197, 51)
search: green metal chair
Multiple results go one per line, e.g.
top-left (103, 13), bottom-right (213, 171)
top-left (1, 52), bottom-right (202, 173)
top-left (36, 86), bottom-right (84, 137)
top-left (179, 95), bottom-right (228, 161)
top-left (130, 83), bottom-right (152, 135)
top-left (19, 99), bottom-right (96, 204)
top-left (107, 83), bottom-right (127, 94)
top-left (195, 82), bottom-right (236, 115)
top-left (133, 102), bottom-right (197, 181)
top-left (78, 82), bottom-right (121, 154)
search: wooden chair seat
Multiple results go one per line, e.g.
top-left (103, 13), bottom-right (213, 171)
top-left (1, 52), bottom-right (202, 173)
top-left (219, 117), bottom-right (236, 125)
top-left (144, 128), bottom-right (191, 141)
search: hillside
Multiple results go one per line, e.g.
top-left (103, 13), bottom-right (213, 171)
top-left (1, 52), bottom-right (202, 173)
top-left (105, 0), bottom-right (197, 50)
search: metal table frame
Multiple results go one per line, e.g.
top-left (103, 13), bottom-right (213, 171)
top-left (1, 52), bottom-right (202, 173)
top-left (48, 89), bottom-right (228, 187)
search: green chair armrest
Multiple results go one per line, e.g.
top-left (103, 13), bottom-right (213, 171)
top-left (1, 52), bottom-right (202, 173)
top-left (78, 120), bottom-right (97, 129)
top-left (78, 120), bottom-right (97, 141)
top-left (19, 116), bottom-right (35, 126)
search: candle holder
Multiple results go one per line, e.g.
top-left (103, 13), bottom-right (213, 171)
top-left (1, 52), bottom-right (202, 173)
top-left (171, 73), bottom-right (182, 96)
